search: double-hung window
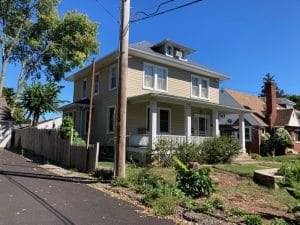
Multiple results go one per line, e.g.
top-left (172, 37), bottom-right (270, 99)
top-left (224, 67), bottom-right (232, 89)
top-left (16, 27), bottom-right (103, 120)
top-left (94, 74), bottom-right (100, 95)
top-left (143, 63), bottom-right (168, 92)
top-left (107, 106), bottom-right (116, 133)
top-left (109, 66), bottom-right (117, 90)
top-left (191, 75), bottom-right (209, 99)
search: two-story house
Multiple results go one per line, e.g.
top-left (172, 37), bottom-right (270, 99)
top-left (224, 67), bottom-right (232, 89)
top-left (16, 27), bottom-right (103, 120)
top-left (60, 39), bottom-right (250, 160)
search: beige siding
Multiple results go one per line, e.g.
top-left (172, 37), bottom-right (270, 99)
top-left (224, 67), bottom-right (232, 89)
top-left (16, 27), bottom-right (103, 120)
top-left (127, 57), bottom-right (220, 104)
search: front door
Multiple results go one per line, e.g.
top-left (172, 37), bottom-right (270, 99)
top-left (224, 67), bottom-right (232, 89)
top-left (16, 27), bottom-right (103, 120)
top-left (194, 114), bottom-right (210, 136)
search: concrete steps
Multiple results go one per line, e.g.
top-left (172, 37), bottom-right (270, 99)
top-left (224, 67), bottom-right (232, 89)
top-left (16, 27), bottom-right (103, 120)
top-left (232, 152), bottom-right (258, 165)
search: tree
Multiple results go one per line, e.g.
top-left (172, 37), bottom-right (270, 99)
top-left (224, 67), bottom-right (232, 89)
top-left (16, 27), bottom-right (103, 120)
top-left (2, 87), bottom-right (28, 124)
top-left (0, 0), bottom-right (99, 114)
top-left (285, 94), bottom-right (300, 110)
top-left (19, 81), bottom-right (64, 126)
top-left (259, 73), bottom-right (285, 97)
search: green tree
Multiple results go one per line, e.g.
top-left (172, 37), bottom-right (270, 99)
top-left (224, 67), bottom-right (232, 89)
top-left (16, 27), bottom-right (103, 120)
top-left (285, 94), bottom-right (300, 110)
top-left (0, 0), bottom-right (99, 114)
top-left (19, 81), bottom-right (64, 126)
top-left (2, 87), bottom-right (28, 124)
top-left (259, 73), bottom-right (285, 97)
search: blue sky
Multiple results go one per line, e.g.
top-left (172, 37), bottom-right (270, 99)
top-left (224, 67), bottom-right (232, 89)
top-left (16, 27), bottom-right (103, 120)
top-left (5, 0), bottom-right (300, 118)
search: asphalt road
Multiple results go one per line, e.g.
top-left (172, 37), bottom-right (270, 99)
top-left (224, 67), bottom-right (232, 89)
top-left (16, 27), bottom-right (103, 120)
top-left (0, 149), bottom-right (174, 225)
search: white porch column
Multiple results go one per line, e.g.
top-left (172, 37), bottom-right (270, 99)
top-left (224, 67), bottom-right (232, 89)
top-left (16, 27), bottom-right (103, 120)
top-left (212, 109), bottom-right (220, 137)
top-left (150, 100), bottom-right (157, 149)
top-left (184, 104), bottom-right (192, 142)
top-left (239, 114), bottom-right (246, 152)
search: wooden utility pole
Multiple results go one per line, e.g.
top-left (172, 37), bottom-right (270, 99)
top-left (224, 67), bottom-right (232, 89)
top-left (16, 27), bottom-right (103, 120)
top-left (115, 0), bottom-right (130, 177)
top-left (86, 59), bottom-right (96, 149)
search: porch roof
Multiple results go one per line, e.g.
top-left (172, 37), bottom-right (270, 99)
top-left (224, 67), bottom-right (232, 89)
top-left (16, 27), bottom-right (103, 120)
top-left (59, 99), bottom-right (94, 111)
top-left (128, 93), bottom-right (253, 114)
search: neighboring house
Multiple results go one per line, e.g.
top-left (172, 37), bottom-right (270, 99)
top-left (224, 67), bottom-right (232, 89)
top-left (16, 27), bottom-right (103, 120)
top-left (220, 82), bottom-right (300, 153)
top-left (60, 39), bottom-right (250, 158)
top-left (0, 97), bottom-right (13, 148)
top-left (36, 117), bottom-right (62, 129)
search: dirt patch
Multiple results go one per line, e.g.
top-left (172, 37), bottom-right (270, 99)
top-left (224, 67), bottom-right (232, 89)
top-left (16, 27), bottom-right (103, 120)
top-left (212, 170), bottom-right (293, 220)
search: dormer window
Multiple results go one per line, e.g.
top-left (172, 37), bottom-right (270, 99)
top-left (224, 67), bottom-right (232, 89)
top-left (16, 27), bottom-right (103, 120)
top-left (166, 46), bottom-right (173, 56)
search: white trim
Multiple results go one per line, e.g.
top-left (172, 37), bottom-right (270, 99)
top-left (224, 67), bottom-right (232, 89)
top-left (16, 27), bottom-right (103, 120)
top-left (190, 74), bottom-right (210, 100)
top-left (233, 126), bottom-right (252, 142)
top-left (143, 62), bottom-right (168, 93)
top-left (93, 73), bottom-right (100, 96)
top-left (157, 107), bottom-right (171, 134)
top-left (194, 114), bottom-right (210, 137)
top-left (106, 105), bottom-right (116, 134)
top-left (108, 64), bottom-right (117, 91)
top-left (81, 78), bottom-right (87, 99)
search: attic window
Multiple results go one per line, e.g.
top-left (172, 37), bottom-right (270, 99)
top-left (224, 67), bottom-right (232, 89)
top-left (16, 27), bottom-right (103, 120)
top-left (166, 46), bottom-right (173, 56)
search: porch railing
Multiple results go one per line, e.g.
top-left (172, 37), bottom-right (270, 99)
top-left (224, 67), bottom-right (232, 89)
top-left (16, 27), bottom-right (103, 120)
top-left (128, 134), bottom-right (211, 147)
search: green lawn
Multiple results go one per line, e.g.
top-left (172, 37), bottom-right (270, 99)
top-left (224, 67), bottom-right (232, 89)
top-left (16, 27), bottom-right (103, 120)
top-left (213, 164), bottom-right (267, 178)
top-left (260, 154), bottom-right (300, 163)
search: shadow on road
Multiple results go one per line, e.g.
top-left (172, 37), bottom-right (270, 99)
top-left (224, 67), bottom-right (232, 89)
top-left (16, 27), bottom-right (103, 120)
top-left (0, 169), bottom-right (100, 184)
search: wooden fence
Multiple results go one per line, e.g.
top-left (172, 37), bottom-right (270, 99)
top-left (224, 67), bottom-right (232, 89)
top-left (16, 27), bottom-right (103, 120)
top-left (13, 128), bottom-right (99, 173)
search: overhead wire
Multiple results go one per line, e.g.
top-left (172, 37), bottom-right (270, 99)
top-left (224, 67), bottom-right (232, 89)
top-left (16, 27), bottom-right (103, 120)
top-left (130, 0), bottom-right (202, 23)
top-left (95, 0), bottom-right (119, 24)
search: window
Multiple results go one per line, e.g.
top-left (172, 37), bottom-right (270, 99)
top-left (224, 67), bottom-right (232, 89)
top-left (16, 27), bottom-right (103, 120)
top-left (194, 115), bottom-right (209, 136)
top-left (143, 63), bottom-right (168, 92)
top-left (94, 74), bottom-right (99, 95)
top-left (159, 109), bottom-right (169, 133)
top-left (234, 127), bottom-right (252, 142)
top-left (296, 131), bottom-right (300, 142)
top-left (107, 106), bottom-right (116, 133)
top-left (81, 79), bottom-right (87, 99)
top-left (109, 66), bottom-right (117, 90)
top-left (166, 46), bottom-right (173, 56)
top-left (84, 110), bottom-right (89, 135)
top-left (191, 75), bottom-right (209, 99)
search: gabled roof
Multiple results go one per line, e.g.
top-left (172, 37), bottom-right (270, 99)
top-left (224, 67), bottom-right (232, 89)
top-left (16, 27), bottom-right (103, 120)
top-left (223, 89), bottom-right (267, 125)
top-left (65, 40), bottom-right (230, 82)
top-left (274, 109), bottom-right (293, 127)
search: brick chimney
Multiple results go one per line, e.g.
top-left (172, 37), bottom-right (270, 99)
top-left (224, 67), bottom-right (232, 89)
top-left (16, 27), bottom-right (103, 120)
top-left (265, 81), bottom-right (277, 132)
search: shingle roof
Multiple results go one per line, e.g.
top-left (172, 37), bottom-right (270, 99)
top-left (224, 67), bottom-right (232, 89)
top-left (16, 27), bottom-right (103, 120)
top-left (129, 41), bottom-right (228, 79)
top-left (274, 109), bottom-right (293, 127)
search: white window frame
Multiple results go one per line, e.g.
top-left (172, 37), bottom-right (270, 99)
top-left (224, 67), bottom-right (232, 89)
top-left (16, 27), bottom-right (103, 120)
top-left (107, 105), bottom-right (116, 134)
top-left (190, 75), bottom-right (210, 100)
top-left (165, 45), bottom-right (173, 57)
top-left (158, 107), bottom-right (171, 134)
top-left (234, 126), bottom-right (252, 142)
top-left (81, 78), bottom-right (87, 99)
top-left (94, 73), bottom-right (100, 96)
top-left (109, 65), bottom-right (118, 91)
top-left (143, 62), bottom-right (168, 93)
top-left (194, 114), bottom-right (210, 137)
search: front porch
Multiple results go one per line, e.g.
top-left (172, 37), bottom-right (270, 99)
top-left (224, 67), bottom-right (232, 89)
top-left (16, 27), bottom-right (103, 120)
top-left (127, 93), bottom-right (251, 151)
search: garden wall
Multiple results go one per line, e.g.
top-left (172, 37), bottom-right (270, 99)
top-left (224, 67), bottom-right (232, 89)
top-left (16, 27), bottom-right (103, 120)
top-left (13, 128), bottom-right (99, 173)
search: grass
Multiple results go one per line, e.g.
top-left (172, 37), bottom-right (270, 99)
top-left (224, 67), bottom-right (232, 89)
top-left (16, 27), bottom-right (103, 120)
top-left (261, 154), bottom-right (300, 163)
top-left (213, 164), bottom-right (267, 178)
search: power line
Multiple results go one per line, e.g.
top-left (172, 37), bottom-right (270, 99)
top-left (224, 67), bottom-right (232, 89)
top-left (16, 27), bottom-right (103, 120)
top-left (130, 0), bottom-right (202, 23)
top-left (133, 0), bottom-right (176, 17)
top-left (95, 0), bottom-right (119, 24)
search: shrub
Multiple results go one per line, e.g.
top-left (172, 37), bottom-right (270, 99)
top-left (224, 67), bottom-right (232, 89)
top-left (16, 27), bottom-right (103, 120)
top-left (148, 195), bottom-right (181, 216)
top-left (59, 116), bottom-right (85, 145)
top-left (175, 142), bottom-right (201, 164)
top-left (229, 207), bottom-right (248, 217)
top-left (243, 214), bottom-right (263, 225)
top-left (250, 153), bottom-right (261, 160)
top-left (195, 200), bottom-right (215, 213)
top-left (200, 136), bottom-right (240, 164)
top-left (211, 197), bottom-right (225, 211)
top-left (173, 156), bottom-right (215, 198)
top-left (154, 139), bottom-right (177, 167)
top-left (111, 177), bottom-right (131, 188)
top-left (270, 218), bottom-right (288, 225)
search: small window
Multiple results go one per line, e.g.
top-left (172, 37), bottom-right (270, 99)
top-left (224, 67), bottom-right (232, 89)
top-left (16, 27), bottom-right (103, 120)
top-left (94, 74), bottom-right (100, 95)
top-left (191, 75), bottom-right (209, 99)
top-left (234, 127), bottom-right (252, 142)
top-left (81, 79), bottom-right (87, 99)
top-left (296, 131), bottom-right (300, 142)
top-left (109, 66), bottom-right (117, 90)
top-left (166, 46), bottom-right (173, 56)
top-left (107, 106), bottom-right (116, 133)
top-left (85, 111), bottom-right (89, 135)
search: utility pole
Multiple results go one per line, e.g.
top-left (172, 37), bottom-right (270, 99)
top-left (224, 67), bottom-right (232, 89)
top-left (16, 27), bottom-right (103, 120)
top-left (86, 59), bottom-right (96, 149)
top-left (115, 0), bottom-right (130, 177)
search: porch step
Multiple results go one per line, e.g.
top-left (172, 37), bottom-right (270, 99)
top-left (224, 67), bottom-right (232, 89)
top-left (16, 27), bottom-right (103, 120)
top-left (232, 153), bottom-right (258, 165)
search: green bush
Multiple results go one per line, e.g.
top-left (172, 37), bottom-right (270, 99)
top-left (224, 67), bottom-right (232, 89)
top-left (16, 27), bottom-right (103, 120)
top-left (229, 207), bottom-right (248, 217)
top-left (250, 153), bottom-right (261, 160)
top-left (154, 139), bottom-right (177, 167)
top-left (175, 143), bottom-right (201, 164)
top-left (59, 116), bottom-right (85, 145)
top-left (270, 218), bottom-right (288, 225)
top-left (173, 156), bottom-right (215, 198)
top-left (211, 197), bottom-right (225, 211)
top-left (243, 214), bottom-right (263, 225)
top-left (200, 136), bottom-right (240, 164)
top-left (148, 195), bottom-right (181, 216)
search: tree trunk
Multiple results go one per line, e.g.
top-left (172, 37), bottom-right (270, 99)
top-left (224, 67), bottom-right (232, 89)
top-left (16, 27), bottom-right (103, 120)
top-left (0, 58), bottom-right (8, 97)
top-left (11, 61), bottom-right (26, 115)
